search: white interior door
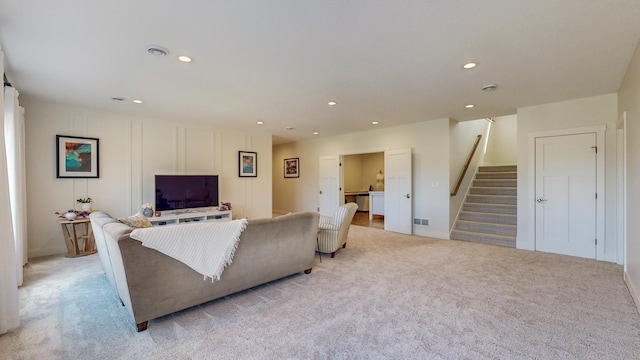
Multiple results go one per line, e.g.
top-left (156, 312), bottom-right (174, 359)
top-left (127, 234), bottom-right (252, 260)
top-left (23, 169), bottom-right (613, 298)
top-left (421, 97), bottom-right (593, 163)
top-left (318, 155), bottom-right (342, 216)
top-left (535, 133), bottom-right (596, 258)
top-left (384, 148), bottom-right (412, 234)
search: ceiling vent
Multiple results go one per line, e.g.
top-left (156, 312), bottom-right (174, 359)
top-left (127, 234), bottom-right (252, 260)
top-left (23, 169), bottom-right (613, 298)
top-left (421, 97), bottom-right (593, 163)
top-left (482, 84), bottom-right (498, 91)
top-left (146, 45), bottom-right (169, 56)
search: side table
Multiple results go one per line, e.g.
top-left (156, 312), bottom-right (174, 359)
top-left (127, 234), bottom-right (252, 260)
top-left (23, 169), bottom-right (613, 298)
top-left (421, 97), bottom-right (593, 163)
top-left (58, 218), bottom-right (97, 257)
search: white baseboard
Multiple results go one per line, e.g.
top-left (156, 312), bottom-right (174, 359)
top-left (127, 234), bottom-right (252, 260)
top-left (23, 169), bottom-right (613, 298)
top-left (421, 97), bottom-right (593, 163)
top-left (28, 245), bottom-right (66, 259)
top-left (624, 271), bottom-right (640, 315)
top-left (413, 227), bottom-right (449, 240)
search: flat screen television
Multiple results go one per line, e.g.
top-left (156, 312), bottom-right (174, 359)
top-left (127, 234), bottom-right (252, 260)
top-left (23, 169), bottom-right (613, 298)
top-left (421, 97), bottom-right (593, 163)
top-left (155, 175), bottom-right (219, 212)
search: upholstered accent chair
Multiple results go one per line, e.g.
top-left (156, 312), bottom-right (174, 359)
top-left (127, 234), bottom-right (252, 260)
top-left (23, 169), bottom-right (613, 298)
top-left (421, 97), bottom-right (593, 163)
top-left (317, 202), bottom-right (358, 258)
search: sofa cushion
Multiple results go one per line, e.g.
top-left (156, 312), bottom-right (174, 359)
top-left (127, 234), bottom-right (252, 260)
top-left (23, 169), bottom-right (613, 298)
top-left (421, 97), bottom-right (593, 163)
top-left (118, 213), bottom-right (153, 228)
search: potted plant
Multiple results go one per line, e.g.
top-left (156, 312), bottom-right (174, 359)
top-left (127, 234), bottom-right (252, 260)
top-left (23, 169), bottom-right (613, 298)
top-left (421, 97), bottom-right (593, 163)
top-left (77, 197), bottom-right (93, 212)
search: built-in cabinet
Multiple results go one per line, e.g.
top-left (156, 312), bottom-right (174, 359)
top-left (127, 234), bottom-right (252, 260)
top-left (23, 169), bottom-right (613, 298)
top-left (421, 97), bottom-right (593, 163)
top-left (369, 191), bottom-right (384, 220)
top-left (345, 192), bottom-right (370, 211)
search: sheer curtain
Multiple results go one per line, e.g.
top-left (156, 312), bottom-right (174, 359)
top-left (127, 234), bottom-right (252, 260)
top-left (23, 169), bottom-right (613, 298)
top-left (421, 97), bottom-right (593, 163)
top-left (0, 47), bottom-right (20, 335)
top-left (5, 86), bottom-right (27, 284)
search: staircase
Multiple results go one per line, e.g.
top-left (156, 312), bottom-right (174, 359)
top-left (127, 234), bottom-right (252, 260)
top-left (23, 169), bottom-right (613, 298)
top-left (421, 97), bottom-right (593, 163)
top-left (451, 165), bottom-right (517, 247)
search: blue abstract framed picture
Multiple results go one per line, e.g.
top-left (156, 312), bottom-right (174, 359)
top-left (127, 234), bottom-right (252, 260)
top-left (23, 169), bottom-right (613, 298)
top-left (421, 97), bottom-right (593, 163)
top-left (56, 135), bottom-right (99, 178)
top-left (239, 151), bottom-right (257, 177)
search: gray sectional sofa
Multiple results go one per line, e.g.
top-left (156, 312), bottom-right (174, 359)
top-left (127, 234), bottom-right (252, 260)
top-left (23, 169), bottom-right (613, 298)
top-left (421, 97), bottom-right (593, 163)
top-left (89, 211), bottom-right (319, 331)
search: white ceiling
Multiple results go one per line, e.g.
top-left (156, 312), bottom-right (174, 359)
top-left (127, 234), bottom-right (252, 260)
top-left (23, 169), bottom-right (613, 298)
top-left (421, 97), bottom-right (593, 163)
top-left (2, 1), bottom-right (640, 144)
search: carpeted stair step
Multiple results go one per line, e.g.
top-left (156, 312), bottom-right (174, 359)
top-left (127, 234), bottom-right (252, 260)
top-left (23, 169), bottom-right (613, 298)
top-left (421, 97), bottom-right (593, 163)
top-left (475, 171), bottom-right (517, 180)
top-left (462, 203), bottom-right (517, 215)
top-left (469, 187), bottom-right (517, 196)
top-left (455, 220), bottom-right (516, 236)
top-left (473, 179), bottom-right (517, 187)
top-left (465, 194), bottom-right (517, 205)
top-left (450, 229), bottom-right (516, 247)
top-left (451, 164), bottom-right (517, 248)
top-left (459, 211), bottom-right (517, 225)
top-left (478, 165), bottom-right (517, 172)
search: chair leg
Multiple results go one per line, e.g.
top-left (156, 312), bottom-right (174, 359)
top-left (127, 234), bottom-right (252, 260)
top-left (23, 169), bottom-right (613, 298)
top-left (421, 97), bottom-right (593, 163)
top-left (331, 252), bottom-right (336, 258)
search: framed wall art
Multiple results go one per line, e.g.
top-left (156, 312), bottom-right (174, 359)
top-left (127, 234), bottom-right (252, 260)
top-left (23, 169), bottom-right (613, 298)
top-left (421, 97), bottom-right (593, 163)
top-left (239, 151), bottom-right (257, 177)
top-left (284, 158), bottom-right (299, 178)
top-left (56, 135), bottom-right (100, 178)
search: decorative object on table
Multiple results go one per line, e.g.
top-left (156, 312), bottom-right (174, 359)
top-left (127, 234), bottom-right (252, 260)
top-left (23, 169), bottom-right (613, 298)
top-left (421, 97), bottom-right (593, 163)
top-left (284, 157), bottom-right (299, 178)
top-left (77, 197), bottom-right (93, 211)
top-left (55, 209), bottom-right (90, 220)
top-left (155, 211), bottom-right (161, 217)
top-left (238, 151), bottom-right (257, 177)
top-left (219, 202), bottom-right (232, 211)
top-left (56, 135), bottom-right (99, 178)
top-left (142, 203), bottom-right (154, 217)
top-left (63, 211), bottom-right (77, 220)
top-left (375, 170), bottom-right (384, 191)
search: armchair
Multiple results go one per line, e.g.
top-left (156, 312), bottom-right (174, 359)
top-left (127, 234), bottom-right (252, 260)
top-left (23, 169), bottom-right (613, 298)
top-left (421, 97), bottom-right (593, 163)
top-left (317, 202), bottom-right (358, 258)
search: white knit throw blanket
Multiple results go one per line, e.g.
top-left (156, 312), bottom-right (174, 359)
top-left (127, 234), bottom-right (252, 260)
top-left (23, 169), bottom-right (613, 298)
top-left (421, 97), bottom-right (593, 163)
top-left (130, 219), bottom-right (248, 281)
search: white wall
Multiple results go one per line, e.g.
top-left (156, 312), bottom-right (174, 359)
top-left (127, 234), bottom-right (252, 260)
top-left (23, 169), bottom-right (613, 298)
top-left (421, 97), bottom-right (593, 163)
top-left (343, 152), bottom-right (384, 192)
top-left (516, 93), bottom-right (618, 262)
top-left (24, 99), bottom-right (272, 258)
top-left (484, 114), bottom-right (517, 166)
top-left (273, 118), bottom-right (451, 239)
top-left (361, 153), bottom-right (384, 191)
top-left (618, 40), bottom-right (640, 310)
top-left (343, 155), bottom-right (364, 192)
top-left (449, 118), bottom-right (491, 229)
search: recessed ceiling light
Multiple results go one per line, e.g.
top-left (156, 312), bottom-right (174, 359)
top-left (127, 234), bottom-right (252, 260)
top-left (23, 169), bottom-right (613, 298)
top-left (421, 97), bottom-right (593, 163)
top-left (178, 55), bottom-right (192, 63)
top-left (328, 101), bottom-right (337, 106)
top-left (146, 45), bottom-right (169, 56)
top-left (463, 62), bottom-right (477, 69)
top-left (372, 121), bottom-right (379, 125)
top-left (256, 121), bottom-right (264, 125)
top-left (465, 104), bottom-right (475, 108)
top-left (313, 131), bottom-right (319, 135)
top-left (132, 99), bottom-right (143, 104)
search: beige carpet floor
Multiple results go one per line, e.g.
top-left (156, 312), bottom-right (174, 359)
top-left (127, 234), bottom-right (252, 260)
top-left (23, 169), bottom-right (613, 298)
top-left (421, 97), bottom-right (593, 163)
top-left (2, 225), bottom-right (639, 359)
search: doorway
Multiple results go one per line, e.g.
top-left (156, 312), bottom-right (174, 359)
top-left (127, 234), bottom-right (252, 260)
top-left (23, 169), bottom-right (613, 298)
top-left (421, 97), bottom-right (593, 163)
top-left (530, 126), bottom-right (605, 260)
top-left (343, 152), bottom-right (385, 227)
top-left (535, 133), bottom-right (596, 258)
top-left (320, 149), bottom-right (413, 234)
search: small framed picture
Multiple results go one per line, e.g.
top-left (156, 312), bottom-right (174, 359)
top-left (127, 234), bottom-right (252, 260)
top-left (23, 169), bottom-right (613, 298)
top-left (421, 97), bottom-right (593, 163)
top-left (239, 151), bottom-right (257, 177)
top-left (56, 135), bottom-right (100, 178)
top-left (284, 158), bottom-right (299, 178)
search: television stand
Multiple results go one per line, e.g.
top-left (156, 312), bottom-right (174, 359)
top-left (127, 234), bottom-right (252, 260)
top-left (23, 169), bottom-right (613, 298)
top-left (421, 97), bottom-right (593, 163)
top-left (148, 209), bottom-right (232, 226)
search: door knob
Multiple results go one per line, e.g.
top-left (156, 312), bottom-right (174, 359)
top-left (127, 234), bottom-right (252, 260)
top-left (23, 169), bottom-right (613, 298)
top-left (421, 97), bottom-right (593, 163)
top-left (536, 197), bottom-right (547, 203)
